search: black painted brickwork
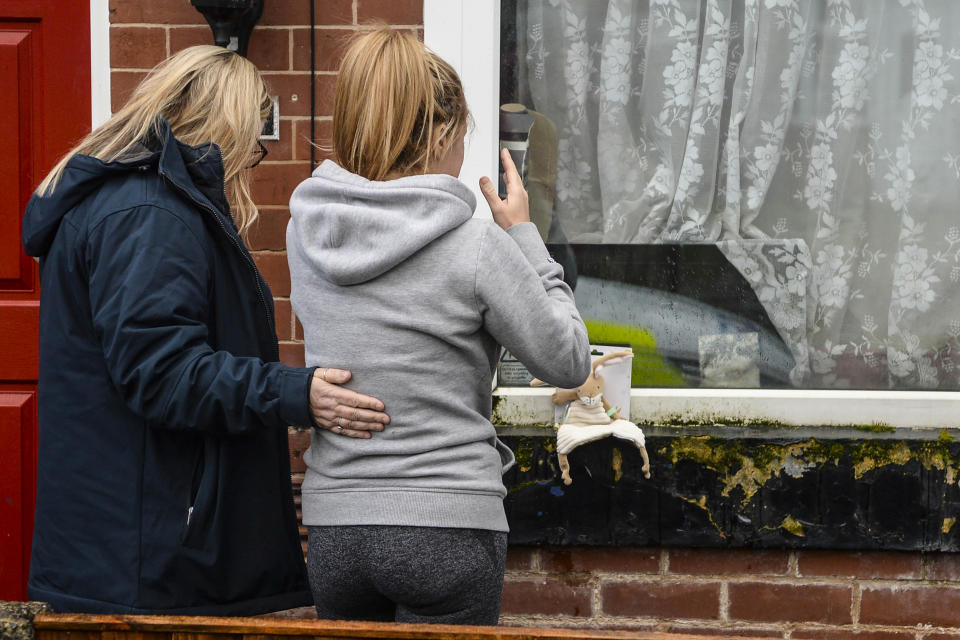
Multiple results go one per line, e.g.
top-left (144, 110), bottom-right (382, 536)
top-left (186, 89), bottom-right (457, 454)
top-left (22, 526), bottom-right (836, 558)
top-left (501, 431), bottom-right (960, 550)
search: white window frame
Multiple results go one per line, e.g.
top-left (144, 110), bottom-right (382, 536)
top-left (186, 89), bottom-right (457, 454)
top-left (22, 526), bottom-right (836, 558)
top-left (428, 1), bottom-right (959, 430)
top-left (90, 0), bottom-right (112, 128)
top-left (424, 1), bottom-right (500, 216)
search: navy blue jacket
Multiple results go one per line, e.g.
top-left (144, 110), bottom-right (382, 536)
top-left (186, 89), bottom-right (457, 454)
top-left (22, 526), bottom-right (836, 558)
top-left (21, 121), bottom-right (314, 615)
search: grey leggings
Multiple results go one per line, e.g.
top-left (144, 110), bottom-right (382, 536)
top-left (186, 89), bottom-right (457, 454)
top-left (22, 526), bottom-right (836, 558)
top-left (307, 525), bottom-right (507, 625)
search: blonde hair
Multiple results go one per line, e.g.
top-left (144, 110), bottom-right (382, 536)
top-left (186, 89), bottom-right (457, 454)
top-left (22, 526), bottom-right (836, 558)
top-left (333, 28), bottom-right (468, 181)
top-left (36, 45), bottom-right (271, 236)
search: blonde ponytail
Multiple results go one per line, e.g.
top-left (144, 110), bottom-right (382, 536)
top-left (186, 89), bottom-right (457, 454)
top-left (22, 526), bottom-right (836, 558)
top-left (333, 28), bottom-right (468, 181)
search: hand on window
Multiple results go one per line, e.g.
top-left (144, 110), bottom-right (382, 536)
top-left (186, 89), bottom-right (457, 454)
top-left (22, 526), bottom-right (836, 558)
top-left (309, 368), bottom-right (390, 438)
top-left (480, 148), bottom-right (530, 231)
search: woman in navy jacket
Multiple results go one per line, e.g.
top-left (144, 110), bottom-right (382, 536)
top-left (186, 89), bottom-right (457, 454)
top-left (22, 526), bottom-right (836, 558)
top-left (20, 45), bottom-right (389, 615)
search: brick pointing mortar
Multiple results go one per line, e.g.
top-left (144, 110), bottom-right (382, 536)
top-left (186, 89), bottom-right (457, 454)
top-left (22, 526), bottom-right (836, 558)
top-left (591, 574), bottom-right (602, 624)
top-left (852, 582), bottom-right (861, 626)
top-left (719, 581), bottom-right (729, 623)
top-left (531, 548), bottom-right (543, 572)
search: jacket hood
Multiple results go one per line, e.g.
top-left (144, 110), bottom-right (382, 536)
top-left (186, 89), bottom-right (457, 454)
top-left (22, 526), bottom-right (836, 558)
top-left (22, 119), bottom-right (228, 258)
top-left (22, 155), bottom-right (136, 258)
top-left (288, 160), bottom-right (477, 285)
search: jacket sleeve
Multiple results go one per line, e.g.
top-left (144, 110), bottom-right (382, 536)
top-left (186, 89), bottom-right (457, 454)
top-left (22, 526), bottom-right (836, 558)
top-left (475, 221), bottom-right (591, 389)
top-left (86, 204), bottom-right (315, 433)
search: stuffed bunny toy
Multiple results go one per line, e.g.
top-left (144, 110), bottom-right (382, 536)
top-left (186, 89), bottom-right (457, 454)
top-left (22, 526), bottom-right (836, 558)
top-left (533, 351), bottom-right (651, 485)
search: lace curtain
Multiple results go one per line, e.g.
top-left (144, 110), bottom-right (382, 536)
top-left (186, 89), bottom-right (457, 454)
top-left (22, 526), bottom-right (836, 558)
top-left (517, 0), bottom-right (960, 389)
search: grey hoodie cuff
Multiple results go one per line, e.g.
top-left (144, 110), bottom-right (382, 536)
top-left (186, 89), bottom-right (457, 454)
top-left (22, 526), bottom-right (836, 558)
top-left (505, 222), bottom-right (552, 265)
top-left (278, 366), bottom-right (317, 428)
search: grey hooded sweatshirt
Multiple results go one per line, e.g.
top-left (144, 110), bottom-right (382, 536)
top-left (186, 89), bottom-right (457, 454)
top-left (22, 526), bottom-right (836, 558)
top-left (287, 160), bottom-right (590, 532)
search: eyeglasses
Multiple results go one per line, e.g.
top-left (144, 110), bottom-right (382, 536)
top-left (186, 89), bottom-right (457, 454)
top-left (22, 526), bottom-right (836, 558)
top-left (247, 141), bottom-right (268, 169)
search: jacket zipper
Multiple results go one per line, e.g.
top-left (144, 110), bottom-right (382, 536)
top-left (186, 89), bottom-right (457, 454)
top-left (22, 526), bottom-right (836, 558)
top-left (158, 161), bottom-right (279, 361)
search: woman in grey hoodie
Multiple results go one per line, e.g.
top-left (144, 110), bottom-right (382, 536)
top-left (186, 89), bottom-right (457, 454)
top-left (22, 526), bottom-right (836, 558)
top-left (287, 28), bottom-right (591, 625)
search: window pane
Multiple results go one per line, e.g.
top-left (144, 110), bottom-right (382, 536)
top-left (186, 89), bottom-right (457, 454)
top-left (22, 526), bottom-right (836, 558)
top-left (499, 0), bottom-right (960, 390)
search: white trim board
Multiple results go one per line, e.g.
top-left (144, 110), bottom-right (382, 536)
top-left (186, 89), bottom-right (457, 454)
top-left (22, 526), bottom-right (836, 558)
top-left (493, 387), bottom-right (960, 430)
top-left (90, 0), bottom-right (111, 127)
top-left (424, 0), bottom-right (499, 218)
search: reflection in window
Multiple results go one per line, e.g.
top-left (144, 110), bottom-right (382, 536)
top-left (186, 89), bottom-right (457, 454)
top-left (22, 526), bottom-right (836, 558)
top-left (499, 0), bottom-right (960, 390)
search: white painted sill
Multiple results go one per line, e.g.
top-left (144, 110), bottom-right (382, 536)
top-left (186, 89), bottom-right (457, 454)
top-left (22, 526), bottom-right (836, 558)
top-left (492, 387), bottom-right (960, 430)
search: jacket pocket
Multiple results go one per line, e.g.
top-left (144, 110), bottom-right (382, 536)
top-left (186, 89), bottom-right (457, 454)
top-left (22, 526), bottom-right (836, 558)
top-left (180, 441), bottom-right (212, 549)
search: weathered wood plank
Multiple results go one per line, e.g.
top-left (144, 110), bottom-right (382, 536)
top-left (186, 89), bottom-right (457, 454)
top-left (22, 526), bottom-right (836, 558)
top-left (33, 614), bottom-right (776, 640)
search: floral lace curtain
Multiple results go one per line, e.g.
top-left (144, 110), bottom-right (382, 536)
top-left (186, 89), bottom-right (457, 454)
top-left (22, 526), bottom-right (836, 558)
top-left (519, 0), bottom-right (960, 389)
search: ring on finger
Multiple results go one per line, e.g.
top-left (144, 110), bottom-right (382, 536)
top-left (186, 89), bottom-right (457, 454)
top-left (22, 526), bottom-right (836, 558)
top-left (336, 416), bottom-right (344, 433)
top-left (320, 367), bottom-right (328, 382)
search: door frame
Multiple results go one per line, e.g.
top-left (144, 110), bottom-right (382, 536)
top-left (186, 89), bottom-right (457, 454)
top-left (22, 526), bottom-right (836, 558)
top-left (90, 0), bottom-right (111, 128)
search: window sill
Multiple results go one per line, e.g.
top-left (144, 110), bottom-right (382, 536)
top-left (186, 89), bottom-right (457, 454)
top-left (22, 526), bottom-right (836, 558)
top-left (492, 386), bottom-right (960, 430)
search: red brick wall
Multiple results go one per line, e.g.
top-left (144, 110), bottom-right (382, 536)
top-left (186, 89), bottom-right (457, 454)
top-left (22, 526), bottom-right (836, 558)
top-left (502, 547), bottom-right (960, 638)
top-left (109, 2), bottom-right (960, 636)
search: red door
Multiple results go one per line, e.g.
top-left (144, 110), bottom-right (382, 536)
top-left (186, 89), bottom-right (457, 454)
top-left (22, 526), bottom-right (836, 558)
top-left (0, 0), bottom-right (90, 600)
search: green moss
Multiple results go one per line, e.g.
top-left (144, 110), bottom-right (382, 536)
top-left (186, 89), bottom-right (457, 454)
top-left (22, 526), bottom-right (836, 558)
top-left (944, 517), bottom-right (957, 534)
top-left (850, 441), bottom-right (915, 478)
top-left (491, 398), bottom-right (552, 428)
top-left (663, 436), bottom-right (745, 475)
top-left (512, 437), bottom-right (536, 473)
top-left (852, 423), bottom-right (896, 433)
top-left (611, 447), bottom-right (623, 482)
top-left (664, 437), bottom-right (852, 507)
top-left (939, 429), bottom-right (956, 444)
top-left (917, 439), bottom-right (960, 485)
top-left (803, 440), bottom-right (845, 464)
top-left (760, 515), bottom-right (806, 537)
top-left (779, 515), bottom-right (805, 537)
top-left (679, 494), bottom-right (727, 538)
top-left (645, 413), bottom-right (793, 429)
top-left (750, 444), bottom-right (783, 470)
top-left (583, 318), bottom-right (687, 387)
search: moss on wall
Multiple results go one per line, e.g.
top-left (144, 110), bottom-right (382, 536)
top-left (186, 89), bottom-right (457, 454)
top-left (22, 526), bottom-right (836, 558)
top-left (502, 429), bottom-right (960, 549)
top-left (663, 436), bottom-right (846, 505)
top-left (660, 434), bottom-right (960, 527)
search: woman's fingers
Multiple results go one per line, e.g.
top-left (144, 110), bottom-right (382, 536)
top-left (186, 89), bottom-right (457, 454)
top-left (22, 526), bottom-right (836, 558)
top-left (315, 367), bottom-right (351, 384)
top-left (312, 369), bottom-right (386, 412)
top-left (309, 367), bottom-right (390, 436)
top-left (500, 147), bottom-right (522, 192)
top-left (479, 176), bottom-right (503, 215)
top-left (313, 406), bottom-right (389, 428)
top-left (326, 385), bottom-right (387, 413)
top-left (479, 149), bottom-right (530, 230)
top-left (309, 408), bottom-right (379, 439)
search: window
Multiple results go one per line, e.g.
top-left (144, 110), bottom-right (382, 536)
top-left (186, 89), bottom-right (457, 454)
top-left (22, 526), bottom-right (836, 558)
top-left (425, 0), bottom-right (960, 427)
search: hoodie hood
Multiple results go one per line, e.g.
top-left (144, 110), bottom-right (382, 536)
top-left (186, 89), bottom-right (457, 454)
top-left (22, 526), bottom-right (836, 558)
top-left (288, 160), bottom-right (477, 285)
top-left (22, 119), bottom-right (229, 258)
